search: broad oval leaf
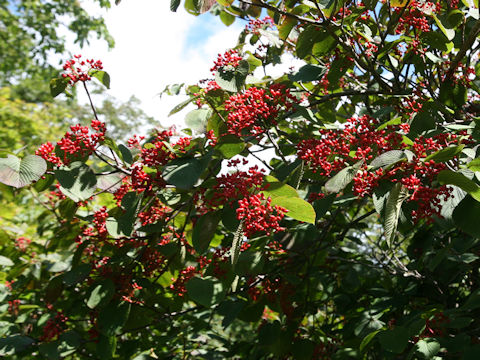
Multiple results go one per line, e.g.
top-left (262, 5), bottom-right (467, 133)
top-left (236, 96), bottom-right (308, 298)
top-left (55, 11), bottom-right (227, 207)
top-left (186, 276), bottom-right (225, 307)
top-left (270, 196), bottom-right (316, 224)
top-left (424, 144), bottom-right (464, 162)
top-left (0, 154), bottom-right (47, 188)
top-left (438, 170), bottom-right (480, 201)
top-left (370, 150), bottom-right (406, 169)
top-left (87, 279), bottom-right (115, 309)
top-left (192, 211), bottom-right (221, 254)
top-left (55, 162), bottom-right (97, 202)
top-left (325, 161), bottom-right (363, 193)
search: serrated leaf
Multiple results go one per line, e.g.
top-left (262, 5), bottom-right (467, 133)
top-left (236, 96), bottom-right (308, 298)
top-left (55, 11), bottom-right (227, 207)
top-left (289, 64), bottom-right (327, 82)
top-left (168, 97), bottom-right (195, 116)
top-left (216, 134), bottom-right (245, 158)
top-left (0, 255), bottom-right (14, 267)
top-left (185, 108), bottom-right (211, 133)
top-left (186, 276), bottom-right (225, 307)
top-left (98, 301), bottom-right (130, 336)
top-left (425, 145), bottom-right (464, 162)
top-left (438, 170), bottom-right (480, 201)
top-left (384, 183), bottom-right (409, 246)
top-left (415, 339), bottom-right (441, 359)
top-left (270, 196), bottom-right (316, 224)
top-left (55, 162), bottom-right (97, 202)
top-left (262, 175), bottom-right (299, 199)
top-left (162, 155), bottom-right (210, 189)
top-left (325, 161), bottom-right (363, 193)
top-left (467, 158), bottom-right (480, 171)
top-left (170, 0), bottom-right (181, 11)
top-left (91, 70), bottom-right (110, 89)
top-left (378, 327), bottom-right (410, 354)
top-left (0, 335), bottom-right (35, 356)
top-left (97, 173), bottom-right (125, 193)
top-left (0, 154), bottom-right (47, 188)
top-left (192, 211), bottom-right (221, 254)
top-left (50, 77), bottom-right (68, 98)
top-left (215, 60), bottom-right (249, 92)
top-left (87, 279), bottom-right (115, 309)
top-left (370, 150), bottom-right (406, 169)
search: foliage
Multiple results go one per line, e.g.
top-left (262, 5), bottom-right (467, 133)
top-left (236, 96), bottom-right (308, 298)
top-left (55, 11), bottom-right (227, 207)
top-left (2, 1), bottom-right (480, 359)
top-left (0, 0), bottom-right (114, 84)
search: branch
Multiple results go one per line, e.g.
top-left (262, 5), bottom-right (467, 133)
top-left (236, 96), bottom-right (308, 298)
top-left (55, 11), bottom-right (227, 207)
top-left (446, 19), bottom-right (480, 78)
top-left (237, 0), bottom-right (326, 26)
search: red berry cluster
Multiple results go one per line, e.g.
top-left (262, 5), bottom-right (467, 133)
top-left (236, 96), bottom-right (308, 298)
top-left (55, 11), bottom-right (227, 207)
top-left (39, 311), bottom-right (68, 342)
top-left (395, 1), bottom-right (433, 34)
top-left (298, 115), bottom-right (470, 221)
top-left (36, 119), bottom-right (106, 166)
top-left (210, 49), bottom-right (243, 74)
top-left (14, 236), bottom-right (31, 252)
top-left (237, 193), bottom-right (287, 237)
top-left (224, 84), bottom-right (299, 137)
top-left (62, 54), bottom-right (103, 85)
top-left (245, 16), bottom-right (274, 35)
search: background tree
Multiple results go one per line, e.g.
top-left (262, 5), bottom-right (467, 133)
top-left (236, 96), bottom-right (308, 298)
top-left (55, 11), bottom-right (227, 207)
top-left (2, 0), bottom-right (480, 359)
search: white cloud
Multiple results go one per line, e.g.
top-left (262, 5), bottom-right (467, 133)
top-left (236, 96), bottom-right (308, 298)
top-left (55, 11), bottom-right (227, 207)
top-left (66, 1), bottom-right (243, 133)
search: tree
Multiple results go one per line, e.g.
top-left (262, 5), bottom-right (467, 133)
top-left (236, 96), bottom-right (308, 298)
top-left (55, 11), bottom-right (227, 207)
top-left (0, 0), bottom-right (114, 84)
top-left (1, 0), bottom-right (480, 358)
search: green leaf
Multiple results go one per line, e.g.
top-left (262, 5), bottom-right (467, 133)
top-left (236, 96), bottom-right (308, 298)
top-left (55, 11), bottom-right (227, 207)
top-left (63, 263), bottom-right (91, 286)
top-left (325, 161), bottom-right (363, 193)
top-left (262, 175), bottom-right (299, 199)
top-left (231, 222), bottom-right (243, 266)
top-left (360, 330), bottom-right (382, 353)
top-left (220, 10), bottom-right (235, 26)
top-left (0, 154), bottom-right (47, 188)
top-left (438, 170), bottom-right (480, 201)
top-left (235, 251), bottom-right (264, 275)
top-left (170, 0), bottom-right (181, 11)
top-left (98, 301), bottom-right (131, 336)
top-left (97, 173), bottom-right (125, 193)
top-left (87, 279), bottom-right (115, 309)
top-left (186, 276), bottom-right (225, 307)
top-left (384, 183), bottom-right (409, 246)
top-left (425, 145), bottom-right (465, 162)
top-left (370, 150), bottom-right (406, 169)
top-left (216, 134), bottom-right (245, 158)
top-left (185, 108), bottom-right (211, 133)
top-left (0, 255), bottom-right (14, 267)
top-left (378, 326), bottom-right (410, 354)
top-left (414, 339), bottom-right (441, 359)
top-left (453, 195), bottom-right (480, 237)
top-left (279, 17), bottom-right (297, 40)
top-left (0, 335), bottom-right (34, 356)
top-left (270, 196), bottom-right (316, 224)
top-left (168, 96), bottom-right (195, 117)
top-left (215, 60), bottom-right (249, 92)
top-left (55, 162), bottom-right (97, 202)
top-left (91, 70), bottom-right (111, 89)
top-left (49, 77), bottom-right (68, 98)
top-left (433, 14), bottom-right (455, 40)
top-left (118, 144), bottom-right (133, 165)
top-left (289, 64), bottom-right (327, 82)
top-left (162, 155), bottom-right (210, 189)
top-left (467, 158), bottom-right (480, 171)
top-left (192, 211), bottom-right (221, 254)
top-left (34, 173), bottom-right (55, 192)
top-left (97, 334), bottom-right (117, 359)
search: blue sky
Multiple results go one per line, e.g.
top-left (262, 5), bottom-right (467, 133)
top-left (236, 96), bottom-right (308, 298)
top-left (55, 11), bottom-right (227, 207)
top-left (71, 1), bottom-right (243, 130)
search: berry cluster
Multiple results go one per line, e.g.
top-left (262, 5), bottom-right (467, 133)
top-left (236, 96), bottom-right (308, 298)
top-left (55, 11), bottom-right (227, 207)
top-left (298, 115), bottom-right (470, 221)
top-left (36, 119), bottom-right (106, 166)
top-left (62, 54), bottom-right (103, 85)
top-left (210, 49), bottom-right (243, 74)
top-left (245, 16), bottom-right (274, 35)
top-left (224, 84), bottom-right (299, 137)
top-left (237, 193), bottom-right (287, 237)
